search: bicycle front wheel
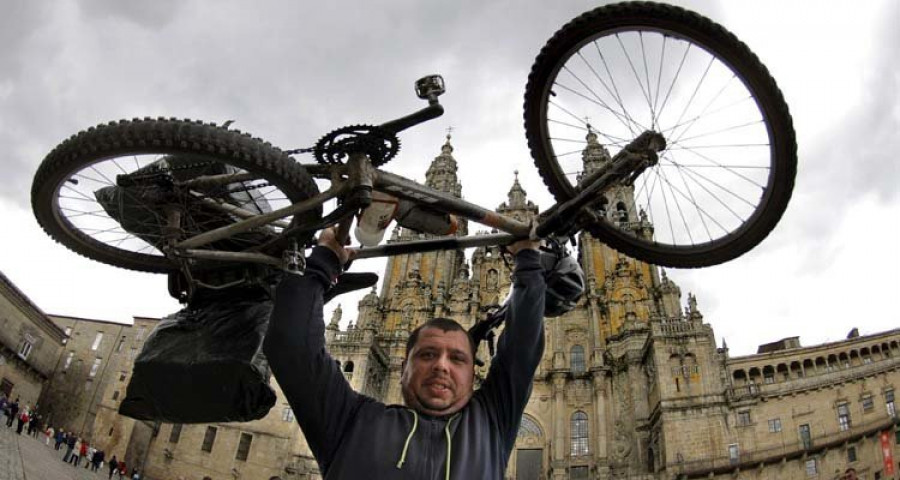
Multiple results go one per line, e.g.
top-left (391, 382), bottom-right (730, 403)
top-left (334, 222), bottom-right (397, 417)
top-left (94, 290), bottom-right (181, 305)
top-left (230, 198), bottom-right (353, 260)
top-left (524, 2), bottom-right (796, 268)
top-left (32, 118), bottom-right (322, 273)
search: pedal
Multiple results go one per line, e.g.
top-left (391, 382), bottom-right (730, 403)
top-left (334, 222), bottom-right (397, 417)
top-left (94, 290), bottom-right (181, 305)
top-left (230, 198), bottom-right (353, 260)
top-left (415, 75), bottom-right (445, 100)
top-left (282, 241), bottom-right (306, 275)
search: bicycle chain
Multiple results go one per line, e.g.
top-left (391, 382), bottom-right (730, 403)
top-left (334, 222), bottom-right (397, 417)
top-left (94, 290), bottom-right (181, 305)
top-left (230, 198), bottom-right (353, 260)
top-left (119, 160), bottom-right (220, 185)
top-left (122, 161), bottom-right (273, 192)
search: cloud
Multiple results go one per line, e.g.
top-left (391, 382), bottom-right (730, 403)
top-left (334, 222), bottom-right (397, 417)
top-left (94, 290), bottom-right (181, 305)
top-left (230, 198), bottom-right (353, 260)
top-left (0, 2), bottom-right (47, 82)
top-left (77, 0), bottom-right (181, 29)
top-left (2, 0), bottom-right (898, 357)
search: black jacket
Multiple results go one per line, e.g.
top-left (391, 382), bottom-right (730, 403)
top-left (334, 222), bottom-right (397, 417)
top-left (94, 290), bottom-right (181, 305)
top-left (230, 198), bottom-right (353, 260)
top-left (264, 247), bottom-right (546, 479)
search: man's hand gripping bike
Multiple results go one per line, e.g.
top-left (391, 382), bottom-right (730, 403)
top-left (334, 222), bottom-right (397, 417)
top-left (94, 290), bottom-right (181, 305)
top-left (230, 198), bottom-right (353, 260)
top-left (31, 3), bottom-right (797, 298)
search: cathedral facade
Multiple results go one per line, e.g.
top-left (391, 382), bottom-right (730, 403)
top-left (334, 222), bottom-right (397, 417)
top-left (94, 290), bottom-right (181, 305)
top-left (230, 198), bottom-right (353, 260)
top-left (309, 134), bottom-right (900, 480)
top-left (11, 134), bottom-right (899, 480)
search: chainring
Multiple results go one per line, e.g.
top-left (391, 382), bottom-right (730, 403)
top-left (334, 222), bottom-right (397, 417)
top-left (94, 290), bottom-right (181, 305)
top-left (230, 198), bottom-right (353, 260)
top-left (313, 124), bottom-right (400, 166)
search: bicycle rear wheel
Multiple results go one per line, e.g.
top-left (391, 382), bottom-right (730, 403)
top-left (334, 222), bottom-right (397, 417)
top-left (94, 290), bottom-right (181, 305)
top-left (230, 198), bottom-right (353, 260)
top-left (524, 2), bottom-right (796, 268)
top-left (32, 118), bottom-right (321, 273)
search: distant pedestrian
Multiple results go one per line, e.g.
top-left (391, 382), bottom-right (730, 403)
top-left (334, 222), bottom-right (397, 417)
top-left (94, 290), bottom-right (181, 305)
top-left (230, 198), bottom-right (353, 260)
top-left (5, 399), bottom-right (18, 427)
top-left (63, 433), bottom-right (76, 462)
top-left (117, 461), bottom-right (127, 480)
top-left (75, 439), bottom-right (88, 467)
top-left (68, 437), bottom-right (82, 466)
top-left (45, 425), bottom-right (54, 446)
top-left (55, 429), bottom-right (65, 450)
top-left (28, 413), bottom-right (39, 437)
top-left (108, 455), bottom-right (119, 480)
top-left (93, 448), bottom-right (105, 472)
top-left (16, 409), bottom-right (29, 434)
top-left (85, 445), bottom-right (96, 468)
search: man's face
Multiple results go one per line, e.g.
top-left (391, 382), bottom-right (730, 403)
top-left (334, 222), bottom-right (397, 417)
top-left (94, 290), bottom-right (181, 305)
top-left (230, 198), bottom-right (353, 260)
top-left (401, 327), bottom-right (475, 416)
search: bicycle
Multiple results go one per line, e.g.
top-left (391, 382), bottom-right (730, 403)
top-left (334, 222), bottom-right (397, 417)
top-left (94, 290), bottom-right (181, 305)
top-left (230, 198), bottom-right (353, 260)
top-left (31, 1), bottom-right (797, 291)
top-left (29, 1), bottom-right (798, 424)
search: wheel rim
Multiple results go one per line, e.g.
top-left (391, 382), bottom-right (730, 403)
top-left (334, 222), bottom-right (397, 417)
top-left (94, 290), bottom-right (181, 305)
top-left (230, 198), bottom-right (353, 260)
top-left (50, 152), bottom-right (302, 268)
top-left (533, 24), bottom-right (785, 254)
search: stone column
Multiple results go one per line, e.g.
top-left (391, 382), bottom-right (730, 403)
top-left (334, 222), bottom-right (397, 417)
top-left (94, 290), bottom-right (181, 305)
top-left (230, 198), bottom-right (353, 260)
top-left (552, 317), bottom-right (566, 370)
top-left (592, 369), bottom-right (611, 477)
top-left (627, 353), bottom-right (649, 472)
top-left (550, 372), bottom-right (568, 479)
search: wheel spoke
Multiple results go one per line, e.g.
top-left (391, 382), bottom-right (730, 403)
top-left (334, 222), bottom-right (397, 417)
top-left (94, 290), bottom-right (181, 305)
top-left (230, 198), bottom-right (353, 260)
top-left (615, 33), bottom-right (654, 121)
top-left (526, 5), bottom-right (794, 267)
top-left (52, 155), bottom-right (303, 260)
top-left (668, 55), bottom-right (715, 145)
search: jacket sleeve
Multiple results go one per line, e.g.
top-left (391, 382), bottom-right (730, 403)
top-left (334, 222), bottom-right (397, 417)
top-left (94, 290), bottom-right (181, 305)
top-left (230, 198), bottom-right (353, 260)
top-left (263, 246), bottom-right (359, 472)
top-left (478, 248), bottom-right (546, 451)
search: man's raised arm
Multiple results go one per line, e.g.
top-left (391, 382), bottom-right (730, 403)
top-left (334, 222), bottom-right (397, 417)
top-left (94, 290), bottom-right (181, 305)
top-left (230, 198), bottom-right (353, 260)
top-left (263, 232), bottom-right (358, 471)
top-left (480, 241), bottom-right (546, 446)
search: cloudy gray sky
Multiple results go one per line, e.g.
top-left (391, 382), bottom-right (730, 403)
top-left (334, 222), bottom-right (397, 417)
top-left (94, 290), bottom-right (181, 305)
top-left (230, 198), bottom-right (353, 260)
top-left (0, 0), bottom-right (897, 356)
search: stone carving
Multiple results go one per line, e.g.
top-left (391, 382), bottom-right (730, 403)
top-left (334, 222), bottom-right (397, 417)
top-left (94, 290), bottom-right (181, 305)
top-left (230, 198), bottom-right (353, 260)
top-left (566, 328), bottom-right (587, 344)
top-left (486, 268), bottom-right (499, 291)
top-left (566, 379), bottom-right (593, 407)
top-left (612, 372), bottom-right (634, 463)
top-left (400, 303), bottom-right (415, 329)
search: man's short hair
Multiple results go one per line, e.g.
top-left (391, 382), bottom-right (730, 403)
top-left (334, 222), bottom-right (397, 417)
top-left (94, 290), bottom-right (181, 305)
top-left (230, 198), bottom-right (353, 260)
top-left (405, 317), bottom-right (475, 359)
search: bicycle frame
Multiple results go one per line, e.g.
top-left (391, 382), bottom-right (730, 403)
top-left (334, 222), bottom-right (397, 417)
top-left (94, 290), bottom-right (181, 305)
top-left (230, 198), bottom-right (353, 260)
top-left (168, 131), bottom-right (663, 269)
top-left (150, 71), bottom-right (664, 271)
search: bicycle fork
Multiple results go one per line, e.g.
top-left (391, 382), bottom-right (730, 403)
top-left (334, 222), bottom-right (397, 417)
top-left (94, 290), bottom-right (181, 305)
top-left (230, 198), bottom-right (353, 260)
top-left (536, 130), bottom-right (665, 237)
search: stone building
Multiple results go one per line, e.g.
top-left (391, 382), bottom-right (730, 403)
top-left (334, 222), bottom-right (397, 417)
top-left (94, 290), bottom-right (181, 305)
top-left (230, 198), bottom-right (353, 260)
top-left (41, 315), bottom-right (133, 437)
top-left (0, 270), bottom-right (66, 409)
top-left (17, 133), bottom-right (900, 479)
top-left (87, 316), bottom-right (160, 468)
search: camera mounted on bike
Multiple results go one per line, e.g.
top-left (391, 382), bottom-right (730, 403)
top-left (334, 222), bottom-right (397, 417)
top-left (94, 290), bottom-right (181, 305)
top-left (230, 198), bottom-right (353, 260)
top-left (415, 75), bottom-right (445, 103)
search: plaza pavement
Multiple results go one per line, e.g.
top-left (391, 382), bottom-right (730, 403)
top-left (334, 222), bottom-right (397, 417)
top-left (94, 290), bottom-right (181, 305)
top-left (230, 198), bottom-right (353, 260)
top-left (0, 423), bottom-right (117, 480)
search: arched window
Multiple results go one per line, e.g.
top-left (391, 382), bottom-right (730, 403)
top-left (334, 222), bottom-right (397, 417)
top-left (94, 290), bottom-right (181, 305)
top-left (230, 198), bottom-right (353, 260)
top-left (598, 197), bottom-right (609, 217)
top-left (571, 345), bottom-right (586, 374)
top-left (343, 361), bottom-right (354, 380)
top-left (763, 365), bottom-right (775, 384)
top-left (570, 412), bottom-right (589, 456)
top-left (616, 202), bottom-right (628, 222)
top-left (517, 415), bottom-right (543, 438)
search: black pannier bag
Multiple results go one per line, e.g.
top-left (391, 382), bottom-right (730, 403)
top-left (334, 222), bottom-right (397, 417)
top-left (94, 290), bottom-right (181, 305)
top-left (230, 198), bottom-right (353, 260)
top-left (118, 287), bottom-right (277, 423)
top-left (93, 154), bottom-right (274, 253)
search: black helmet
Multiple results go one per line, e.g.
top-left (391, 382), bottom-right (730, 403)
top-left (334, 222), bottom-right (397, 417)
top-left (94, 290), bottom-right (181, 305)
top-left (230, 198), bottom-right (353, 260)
top-left (539, 242), bottom-right (586, 317)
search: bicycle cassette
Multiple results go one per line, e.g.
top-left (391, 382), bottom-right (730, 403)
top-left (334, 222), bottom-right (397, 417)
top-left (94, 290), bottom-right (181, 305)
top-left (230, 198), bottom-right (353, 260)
top-left (313, 125), bottom-right (400, 166)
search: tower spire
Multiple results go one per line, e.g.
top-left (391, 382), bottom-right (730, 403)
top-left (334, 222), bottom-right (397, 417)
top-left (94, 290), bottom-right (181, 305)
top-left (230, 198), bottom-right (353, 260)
top-left (425, 132), bottom-right (462, 197)
top-left (578, 125), bottom-right (612, 183)
top-left (497, 170), bottom-right (538, 223)
top-left (507, 170), bottom-right (527, 209)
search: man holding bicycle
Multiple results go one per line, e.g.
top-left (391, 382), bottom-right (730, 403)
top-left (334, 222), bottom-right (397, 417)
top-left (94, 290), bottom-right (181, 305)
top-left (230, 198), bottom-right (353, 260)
top-left (264, 227), bottom-right (546, 479)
